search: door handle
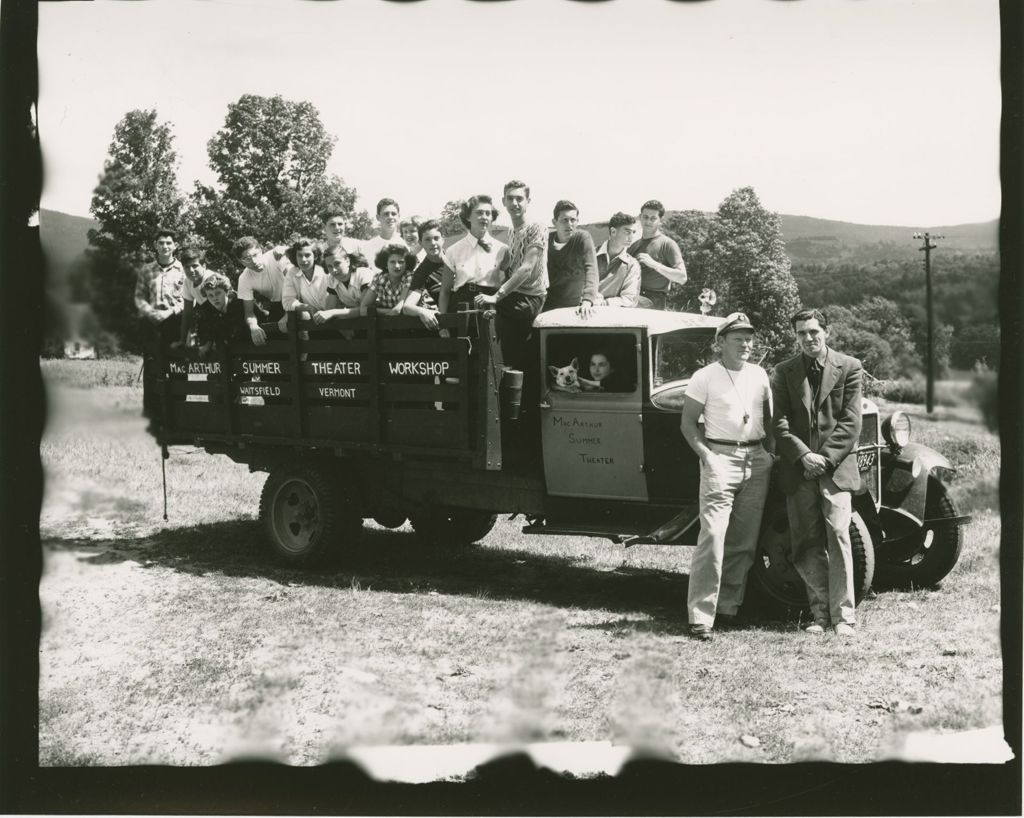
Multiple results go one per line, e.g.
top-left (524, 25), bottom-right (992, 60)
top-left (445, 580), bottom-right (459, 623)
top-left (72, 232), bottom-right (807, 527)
top-left (539, 401), bottom-right (551, 409)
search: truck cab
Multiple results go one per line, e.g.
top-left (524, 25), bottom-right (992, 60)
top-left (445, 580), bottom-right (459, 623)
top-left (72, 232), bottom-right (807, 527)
top-left (532, 308), bottom-right (720, 540)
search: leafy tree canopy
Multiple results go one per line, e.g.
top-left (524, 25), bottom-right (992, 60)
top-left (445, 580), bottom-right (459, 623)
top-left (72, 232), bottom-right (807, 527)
top-left (207, 94), bottom-right (336, 209)
top-left (666, 188), bottom-right (800, 362)
top-left (89, 109), bottom-right (189, 256)
top-left (439, 199), bottom-right (467, 237)
top-left (87, 109), bottom-right (190, 350)
top-left (192, 95), bottom-right (371, 273)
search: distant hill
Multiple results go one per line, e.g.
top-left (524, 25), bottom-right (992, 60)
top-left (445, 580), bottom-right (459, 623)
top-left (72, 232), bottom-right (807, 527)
top-left (777, 214), bottom-right (998, 265)
top-left (40, 208), bottom-right (98, 279)
top-left (579, 212), bottom-right (998, 266)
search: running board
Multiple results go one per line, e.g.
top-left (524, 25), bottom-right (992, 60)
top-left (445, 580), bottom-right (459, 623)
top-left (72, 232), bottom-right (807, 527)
top-left (520, 523), bottom-right (631, 544)
top-left (522, 503), bottom-right (700, 548)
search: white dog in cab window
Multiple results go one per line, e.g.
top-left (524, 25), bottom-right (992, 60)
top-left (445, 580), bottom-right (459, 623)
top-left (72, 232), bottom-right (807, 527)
top-left (548, 357), bottom-right (602, 393)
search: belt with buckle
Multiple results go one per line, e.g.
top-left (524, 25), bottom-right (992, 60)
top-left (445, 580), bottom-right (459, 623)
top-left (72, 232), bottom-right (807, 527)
top-left (706, 438), bottom-right (764, 447)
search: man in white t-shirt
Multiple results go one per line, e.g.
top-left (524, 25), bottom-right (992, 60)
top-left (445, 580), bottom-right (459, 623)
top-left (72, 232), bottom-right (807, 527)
top-left (232, 236), bottom-right (290, 346)
top-left (679, 312), bottom-right (774, 641)
top-left (361, 198), bottom-right (404, 268)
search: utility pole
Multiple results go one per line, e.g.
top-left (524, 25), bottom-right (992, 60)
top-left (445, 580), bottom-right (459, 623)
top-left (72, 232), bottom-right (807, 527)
top-left (912, 232), bottom-right (943, 413)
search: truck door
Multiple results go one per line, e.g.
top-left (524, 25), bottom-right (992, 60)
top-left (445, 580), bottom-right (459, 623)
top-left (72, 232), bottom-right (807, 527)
top-left (539, 329), bottom-right (648, 502)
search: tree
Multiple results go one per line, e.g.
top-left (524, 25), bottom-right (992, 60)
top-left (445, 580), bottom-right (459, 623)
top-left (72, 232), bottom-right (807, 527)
top-left (87, 109), bottom-right (189, 350)
top-left (439, 199), bottom-right (467, 237)
top-left (822, 305), bottom-right (900, 379)
top-left (206, 95), bottom-right (334, 209)
top-left (823, 299), bottom-right (923, 379)
top-left (667, 188), bottom-right (800, 362)
top-left (191, 95), bottom-right (371, 273)
top-left (664, 210), bottom-right (713, 313)
top-left (951, 322), bottom-right (1000, 370)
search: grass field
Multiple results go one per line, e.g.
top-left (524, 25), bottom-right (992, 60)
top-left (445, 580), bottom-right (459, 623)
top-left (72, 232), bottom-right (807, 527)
top-left (38, 358), bottom-right (1005, 768)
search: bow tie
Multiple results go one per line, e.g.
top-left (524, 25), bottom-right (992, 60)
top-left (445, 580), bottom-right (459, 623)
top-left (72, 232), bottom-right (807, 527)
top-left (478, 236), bottom-right (492, 252)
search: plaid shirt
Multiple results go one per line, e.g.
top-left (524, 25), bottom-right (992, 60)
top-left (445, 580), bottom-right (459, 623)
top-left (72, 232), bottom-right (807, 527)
top-left (135, 258), bottom-right (185, 321)
top-left (370, 270), bottom-right (413, 309)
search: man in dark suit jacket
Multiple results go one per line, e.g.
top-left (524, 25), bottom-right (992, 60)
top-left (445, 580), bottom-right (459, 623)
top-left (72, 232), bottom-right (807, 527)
top-left (771, 309), bottom-right (863, 637)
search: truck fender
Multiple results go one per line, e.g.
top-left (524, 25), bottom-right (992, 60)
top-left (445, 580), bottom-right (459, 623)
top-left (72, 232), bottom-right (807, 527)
top-left (880, 443), bottom-right (953, 526)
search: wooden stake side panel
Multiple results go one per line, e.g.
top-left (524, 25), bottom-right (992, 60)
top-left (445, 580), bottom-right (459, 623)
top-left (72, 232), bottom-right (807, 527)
top-left (156, 314), bottom-right (491, 455)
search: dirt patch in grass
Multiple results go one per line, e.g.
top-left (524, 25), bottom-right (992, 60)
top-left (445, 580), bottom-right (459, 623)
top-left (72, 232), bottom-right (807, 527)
top-left (37, 365), bottom-right (1006, 768)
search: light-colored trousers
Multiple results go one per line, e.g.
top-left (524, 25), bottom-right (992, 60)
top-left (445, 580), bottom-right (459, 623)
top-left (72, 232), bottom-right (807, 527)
top-left (687, 443), bottom-right (772, 626)
top-left (786, 475), bottom-right (856, 627)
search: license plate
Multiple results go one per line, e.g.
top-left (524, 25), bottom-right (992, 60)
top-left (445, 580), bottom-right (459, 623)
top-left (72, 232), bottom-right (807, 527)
top-left (857, 449), bottom-right (877, 471)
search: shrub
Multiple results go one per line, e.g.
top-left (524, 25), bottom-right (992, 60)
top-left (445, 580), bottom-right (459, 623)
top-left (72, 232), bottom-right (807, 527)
top-left (864, 376), bottom-right (928, 405)
top-left (952, 323), bottom-right (1000, 371)
top-left (970, 365), bottom-right (998, 432)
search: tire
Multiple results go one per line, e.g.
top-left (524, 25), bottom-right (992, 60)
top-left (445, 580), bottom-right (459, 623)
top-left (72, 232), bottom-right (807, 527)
top-left (747, 496), bottom-right (874, 619)
top-left (410, 507), bottom-right (498, 547)
top-left (873, 477), bottom-right (963, 590)
top-left (259, 463), bottom-right (362, 566)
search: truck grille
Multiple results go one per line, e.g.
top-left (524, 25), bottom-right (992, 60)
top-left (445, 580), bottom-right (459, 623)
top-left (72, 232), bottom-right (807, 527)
top-left (858, 408), bottom-right (879, 447)
top-left (857, 406), bottom-right (881, 502)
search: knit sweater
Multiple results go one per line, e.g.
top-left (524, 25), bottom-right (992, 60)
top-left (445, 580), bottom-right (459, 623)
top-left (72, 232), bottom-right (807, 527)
top-left (545, 230), bottom-right (599, 310)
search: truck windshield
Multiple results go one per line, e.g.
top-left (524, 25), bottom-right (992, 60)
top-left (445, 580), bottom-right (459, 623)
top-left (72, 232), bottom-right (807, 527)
top-left (652, 330), bottom-right (716, 387)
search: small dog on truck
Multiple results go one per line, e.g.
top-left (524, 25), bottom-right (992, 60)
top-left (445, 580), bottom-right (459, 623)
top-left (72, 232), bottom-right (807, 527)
top-left (548, 357), bottom-right (601, 393)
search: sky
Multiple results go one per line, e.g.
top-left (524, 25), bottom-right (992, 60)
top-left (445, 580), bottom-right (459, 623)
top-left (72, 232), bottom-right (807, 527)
top-left (38, 0), bottom-right (1001, 229)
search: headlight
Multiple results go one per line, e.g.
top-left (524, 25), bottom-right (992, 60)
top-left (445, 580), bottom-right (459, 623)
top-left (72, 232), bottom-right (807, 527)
top-left (881, 411), bottom-right (912, 449)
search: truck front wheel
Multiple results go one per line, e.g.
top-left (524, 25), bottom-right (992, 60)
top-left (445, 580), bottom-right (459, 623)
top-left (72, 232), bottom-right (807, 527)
top-left (874, 477), bottom-right (963, 590)
top-left (747, 499), bottom-right (874, 619)
top-left (259, 464), bottom-right (362, 566)
top-left (410, 507), bottom-right (497, 547)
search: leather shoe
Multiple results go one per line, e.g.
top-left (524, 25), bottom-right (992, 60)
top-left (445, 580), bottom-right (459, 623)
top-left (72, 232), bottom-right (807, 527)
top-left (834, 623), bottom-right (856, 637)
top-left (715, 613), bottom-right (744, 631)
top-left (804, 623), bottom-right (826, 635)
top-left (689, 623), bottom-right (714, 642)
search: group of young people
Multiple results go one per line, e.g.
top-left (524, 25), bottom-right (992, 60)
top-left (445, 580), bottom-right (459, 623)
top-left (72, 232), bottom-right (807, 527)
top-left (134, 185), bottom-right (864, 638)
top-left (133, 181), bottom-right (688, 371)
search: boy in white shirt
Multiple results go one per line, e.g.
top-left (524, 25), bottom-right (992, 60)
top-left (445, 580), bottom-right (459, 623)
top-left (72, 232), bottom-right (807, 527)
top-left (361, 198), bottom-right (404, 266)
top-left (679, 312), bottom-right (773, 641)
top-left (233, 236), bottom-right (289, 346)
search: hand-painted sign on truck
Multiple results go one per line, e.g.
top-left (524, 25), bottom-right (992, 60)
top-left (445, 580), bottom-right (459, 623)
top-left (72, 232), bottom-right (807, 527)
top-left (303, 358), bottom-right (368, 402)
top-left (383, 358), bottom-right (454, 378)
top-left (168, 360), bottom-right (221, 376)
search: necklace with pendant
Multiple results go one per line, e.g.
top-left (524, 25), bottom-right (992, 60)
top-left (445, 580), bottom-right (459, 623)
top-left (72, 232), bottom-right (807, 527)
top-left (721, 362), bottom-right (751, 424)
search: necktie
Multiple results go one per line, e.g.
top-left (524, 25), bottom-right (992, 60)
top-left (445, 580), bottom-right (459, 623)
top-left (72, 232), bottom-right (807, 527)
top-left (478, 236), bottom-right (492, 253)
top-left (808, 360), bottom-right (822, 403)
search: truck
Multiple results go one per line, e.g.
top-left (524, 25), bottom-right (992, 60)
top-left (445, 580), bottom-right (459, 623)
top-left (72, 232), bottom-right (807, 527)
top-left (147, 306), bottom-right (970, 615)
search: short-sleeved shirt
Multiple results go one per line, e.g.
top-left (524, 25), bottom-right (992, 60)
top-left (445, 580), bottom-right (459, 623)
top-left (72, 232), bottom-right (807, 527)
top-left (282, 265), bottom-right (331, 312)
top-left (182, 269), bottom-right (220, 307)
top-left (237, 249), bottom-right (289, 305)
top-left (628, 233), bottom-right (684, 295)
top-left (362, 234), bottom-right (408, 270)
top-left (683, 361), bottom-right (770, 441)
top-left (320, 237), bottom-right (364, 257)
top-left (409, 257), bottom-right (446, 303)
top-left (445, 233), bottom-right (507, 290)
top-left (498, 221), bottom-right (548, 299)
top-left (327, 268), bottom-right (373, 308)
top-left (369, 270), bottom-right (414, 309)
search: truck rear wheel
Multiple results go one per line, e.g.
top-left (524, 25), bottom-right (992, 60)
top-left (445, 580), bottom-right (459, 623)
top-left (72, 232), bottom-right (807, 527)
top-left (747, 498), bottom-right (874, 619)
top-left (259, 464), bottom-right (362, 566)
top-left (410, 507), bottom-right (497, 547)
